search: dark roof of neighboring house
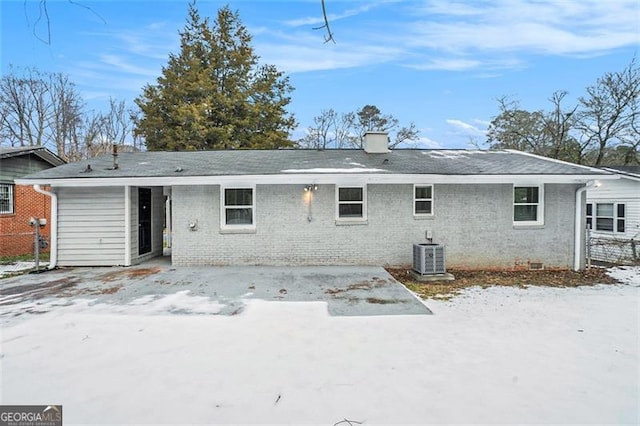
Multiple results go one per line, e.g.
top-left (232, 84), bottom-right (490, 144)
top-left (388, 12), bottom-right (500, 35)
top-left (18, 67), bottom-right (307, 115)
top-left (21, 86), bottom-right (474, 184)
top-left (0, 146), bottom-right (66, 166)
top-left (600, 166), bottom-right (640, 179)
top-left (18, 149), bottom-right (611, 181)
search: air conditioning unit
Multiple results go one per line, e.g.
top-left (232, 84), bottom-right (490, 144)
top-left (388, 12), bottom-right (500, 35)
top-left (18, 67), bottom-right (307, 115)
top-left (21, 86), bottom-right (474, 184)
top-left (413, 243), bottom-right (446, 275)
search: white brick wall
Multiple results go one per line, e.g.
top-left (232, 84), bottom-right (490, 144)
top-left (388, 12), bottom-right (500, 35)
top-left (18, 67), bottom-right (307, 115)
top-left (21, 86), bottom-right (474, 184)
top-left (171, 183), bottom-right (579, 268)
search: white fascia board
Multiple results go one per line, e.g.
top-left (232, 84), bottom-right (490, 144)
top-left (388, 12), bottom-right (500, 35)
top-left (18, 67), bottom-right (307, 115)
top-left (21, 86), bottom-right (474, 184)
top-left (599, 168), bottom-right (640, 182)
top-left (16, 173), bottom-right (619, 187)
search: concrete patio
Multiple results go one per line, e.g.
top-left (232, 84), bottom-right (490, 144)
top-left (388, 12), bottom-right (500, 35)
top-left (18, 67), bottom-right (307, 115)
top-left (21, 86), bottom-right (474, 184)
top-left (0, 257), bottom-right (432, 323)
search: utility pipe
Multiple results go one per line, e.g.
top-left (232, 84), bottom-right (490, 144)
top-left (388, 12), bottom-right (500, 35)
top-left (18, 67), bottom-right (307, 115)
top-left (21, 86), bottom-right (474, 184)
top-left (574, 181), bottom-right (596, 271)
top-left (34, 185), bottom-right (57, 269)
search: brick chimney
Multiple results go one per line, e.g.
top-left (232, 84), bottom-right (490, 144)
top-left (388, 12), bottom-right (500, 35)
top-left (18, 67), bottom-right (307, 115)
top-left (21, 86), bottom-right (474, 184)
top-left (363, 131), bottom-right (390, 153)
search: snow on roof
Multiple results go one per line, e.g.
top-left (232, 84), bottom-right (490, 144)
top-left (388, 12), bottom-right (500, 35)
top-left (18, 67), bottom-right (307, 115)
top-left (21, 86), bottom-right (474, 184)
top-left (281, 168), bottom-right (386, 173)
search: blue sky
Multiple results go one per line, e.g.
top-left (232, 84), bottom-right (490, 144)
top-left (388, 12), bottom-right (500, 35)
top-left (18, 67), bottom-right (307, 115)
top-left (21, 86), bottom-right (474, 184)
top-left (2, 0), bottom-right (638, 148)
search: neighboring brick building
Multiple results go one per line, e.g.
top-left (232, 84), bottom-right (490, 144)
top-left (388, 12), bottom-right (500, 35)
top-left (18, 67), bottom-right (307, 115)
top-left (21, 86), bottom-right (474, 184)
top-left (0, 147), bottom-right (65, 256)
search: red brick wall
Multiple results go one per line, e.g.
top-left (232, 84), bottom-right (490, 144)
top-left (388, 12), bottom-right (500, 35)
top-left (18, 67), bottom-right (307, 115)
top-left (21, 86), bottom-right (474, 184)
top-left (0, 185), bottom-right (52, 256)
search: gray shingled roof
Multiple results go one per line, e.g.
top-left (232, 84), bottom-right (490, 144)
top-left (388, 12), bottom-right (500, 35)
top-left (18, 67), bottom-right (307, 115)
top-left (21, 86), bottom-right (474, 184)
top-left (19, 149), bottom-right (610, 181)
top-left (0, 146), bottom-right (66, 166)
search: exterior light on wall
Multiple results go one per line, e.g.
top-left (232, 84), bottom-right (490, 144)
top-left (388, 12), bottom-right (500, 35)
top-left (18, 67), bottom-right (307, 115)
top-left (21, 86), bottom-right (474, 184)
top-left (303, 185), bottom-right (318, 222)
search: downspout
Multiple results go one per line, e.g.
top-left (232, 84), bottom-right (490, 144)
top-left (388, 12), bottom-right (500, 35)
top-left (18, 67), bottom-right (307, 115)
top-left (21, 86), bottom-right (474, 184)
top-left (574, 181), bottom-right (596, 271)
top-left (124, 186), bottom-right (131, 266)
top-left (34, 184), bottom-right (57, 269)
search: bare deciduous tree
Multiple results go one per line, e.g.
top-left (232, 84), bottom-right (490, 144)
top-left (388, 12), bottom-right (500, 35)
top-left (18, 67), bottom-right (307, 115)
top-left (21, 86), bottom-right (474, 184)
top-left (541, 91), bottom-right (580, 162)
top-left (576, 58), bottom-right (639, 165)
top-left (298, 109), bottom-right (357, 149)
top-left (486, 96), bottom-right (548, 153)
top-left (49, 72), bottom-right (84, 158)
top-left (0, 67), bottom-right (50, 147)
top-left (487, 59), bottom-right (640, 166)
top-left (0, 66), bottom-right (137, 160)
top-left (299, 105), bottom-right (419, 149)
top-left (300, 108), bottom-right (337, 150)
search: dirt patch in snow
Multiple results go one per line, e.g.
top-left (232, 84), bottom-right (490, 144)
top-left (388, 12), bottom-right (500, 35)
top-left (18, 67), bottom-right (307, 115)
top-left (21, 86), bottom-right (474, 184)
top-left (324, 278), bottom-right (389, 295)
top-left (386, 267), bottom-right (621, 300)
top-left (99, 267), bottom-right (163, 283)
top-left (83, 285), bottom-right (123, 295)
top-left (0, 277), bottom-right (81, 305)
top-left (366, 297), bottom-right (402, 304)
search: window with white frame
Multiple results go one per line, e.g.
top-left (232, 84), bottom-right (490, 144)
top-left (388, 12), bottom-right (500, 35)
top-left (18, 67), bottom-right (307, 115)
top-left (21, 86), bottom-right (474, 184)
top-left (0, 184), bottom-right (14, 214)
top-left (222, 187), bottom-right (255, 229)
top-left (513, 185), bottom-right (544, 225)
top-left (586, 203), bottom-right (593, 229)
top-left (336, 186), bottom-right (366, 221)
top-left (414, 185), bottom-right (433, 216)
top-left (587, 202), bottom-right (625, 233)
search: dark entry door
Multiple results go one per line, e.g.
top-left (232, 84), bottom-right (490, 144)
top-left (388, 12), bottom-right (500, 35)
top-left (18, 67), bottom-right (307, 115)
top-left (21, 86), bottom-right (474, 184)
top-left (138, 188), bottom-right (152, 255)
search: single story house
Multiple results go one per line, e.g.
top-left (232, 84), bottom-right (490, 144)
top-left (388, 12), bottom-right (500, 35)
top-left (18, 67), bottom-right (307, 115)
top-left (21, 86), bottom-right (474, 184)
top-left (586, 165), bottom-right (640, 264)
top-left (0, 146), bottom-right (66, 256)
top-left (17, 133), bottom-right (616, 270)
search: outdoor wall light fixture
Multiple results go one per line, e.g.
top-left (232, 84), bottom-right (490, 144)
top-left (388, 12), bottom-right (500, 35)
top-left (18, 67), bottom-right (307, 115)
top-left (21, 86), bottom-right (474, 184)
top-left (303, 184), bottom-right (318, 222)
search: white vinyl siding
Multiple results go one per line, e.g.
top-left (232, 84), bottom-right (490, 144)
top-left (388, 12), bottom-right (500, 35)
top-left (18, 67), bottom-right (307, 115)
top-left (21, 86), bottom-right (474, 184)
top-left (586, 178), bottom-right (639, 240)
top-left (57, 187), bottom-right (125, 266)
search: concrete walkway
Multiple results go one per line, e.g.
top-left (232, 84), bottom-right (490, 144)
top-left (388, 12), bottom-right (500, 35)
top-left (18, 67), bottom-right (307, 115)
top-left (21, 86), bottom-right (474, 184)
top-left (0, 257), bottom-right (431, 320)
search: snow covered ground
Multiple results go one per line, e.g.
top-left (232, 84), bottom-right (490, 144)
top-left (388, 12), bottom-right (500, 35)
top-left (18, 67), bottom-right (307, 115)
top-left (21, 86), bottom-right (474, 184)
top-left (0, 261), bottom-right (49, 278)
top-left (1, 266), bottom-right (638, 425)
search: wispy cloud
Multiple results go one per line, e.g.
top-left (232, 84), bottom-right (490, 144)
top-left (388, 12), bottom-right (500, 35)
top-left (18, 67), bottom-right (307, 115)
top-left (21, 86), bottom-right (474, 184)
top-left (69, 22), bottom-right (180, 103)
top-left (446, 119), bottom-right (488, 139)
top-left (50, 0), bottom-right (639, 114)
top-left (283, 1), bottom-right (397, 27)
top-left (99, 54), bottom-right (160, 78)
top-left (404, 0), bottom-right (639, 61)
top-left (255, 0), bottom-right (639, 75)
top-left (257, 38), bottom-right (405, 73)
top-left (415, 136), bottom-right (444, 149)
top-left (407, 58), bottom-right (482, 71)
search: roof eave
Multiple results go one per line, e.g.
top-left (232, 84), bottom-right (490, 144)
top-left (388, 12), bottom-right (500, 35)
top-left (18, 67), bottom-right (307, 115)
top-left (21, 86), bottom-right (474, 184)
top-left (600, 168), bottom-right (640, 182)
top-left (0, 147), bottom-right (65, 166)
top-left (15, 173), bottom-right (619, 187)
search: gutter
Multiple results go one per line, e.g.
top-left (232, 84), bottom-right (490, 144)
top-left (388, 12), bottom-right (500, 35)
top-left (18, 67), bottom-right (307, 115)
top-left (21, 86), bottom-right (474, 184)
top-left (33, 185), bottom-right (57, 269)
top-left (15, 173), bottom-right (620, 188)
top-left (574, 181), bottom-right (596, 271)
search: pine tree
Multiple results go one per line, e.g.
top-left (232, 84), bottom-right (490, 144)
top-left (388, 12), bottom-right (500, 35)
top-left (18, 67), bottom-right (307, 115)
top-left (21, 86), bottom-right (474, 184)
top-left (134, 3), bottom-right (296, 150)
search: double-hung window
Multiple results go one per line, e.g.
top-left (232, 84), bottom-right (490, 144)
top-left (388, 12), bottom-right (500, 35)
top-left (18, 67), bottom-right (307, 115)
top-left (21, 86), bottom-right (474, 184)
top-left (0, 183), bottom-right (14, 214)
top-left (336, 186), bottom-right (366, 222)
top-left (587, 202), bottom-right (625, 233)
top-left (414, 185), bottom-right (433, 216)
top-left (221, 186), bottom-right (255, 230)
top-left (513, 185), bottom-right (544, 226)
